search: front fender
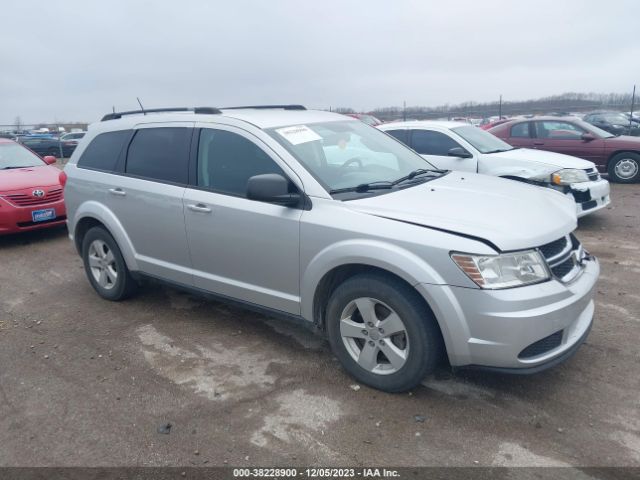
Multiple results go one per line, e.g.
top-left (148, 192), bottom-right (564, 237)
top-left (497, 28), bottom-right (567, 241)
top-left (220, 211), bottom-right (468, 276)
top-left (300, 239), bottom-right (446, 321)
top-left (72, 201), bottom-right (138, 271)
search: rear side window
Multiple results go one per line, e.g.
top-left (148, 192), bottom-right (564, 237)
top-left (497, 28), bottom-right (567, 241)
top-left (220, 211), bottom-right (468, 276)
top-left (510, 122), bottom-right (530, 138)
top-left (385, 129), bottom-right (409, 145)
top-left (197, 129), bottom-right (285, 197)
top-left (411, 130), bottom-right (461, 155)
top-left (125, 127), bottom-right (191, 184)
top-left (78, 130), bottom-right (131, 171)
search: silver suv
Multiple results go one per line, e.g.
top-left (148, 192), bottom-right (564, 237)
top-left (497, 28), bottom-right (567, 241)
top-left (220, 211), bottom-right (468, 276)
top-left (63, 105), bottom-right (599, 392)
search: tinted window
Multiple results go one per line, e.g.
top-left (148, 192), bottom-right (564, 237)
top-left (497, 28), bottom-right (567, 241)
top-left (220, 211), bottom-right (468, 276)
top-left (510, 122), bottom-right (530, 138)
top-left (385, 129), bottom-right (409, 145)
top-left (411, 130), bottom-right (461, 155)
top-left (125, 127), bottom-right (190, 183)
top-left (535, 121), bottom-right (584, 140)
top-left (78, 130), bottom-right (131, 171)
top-left (197, 129), bottom-right (285, 197)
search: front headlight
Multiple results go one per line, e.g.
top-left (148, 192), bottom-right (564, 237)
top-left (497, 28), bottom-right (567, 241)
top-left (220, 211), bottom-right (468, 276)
top-left (451, 250), bottom-right (550, 289)
top-left (551, 168), bottom-right (589, 185)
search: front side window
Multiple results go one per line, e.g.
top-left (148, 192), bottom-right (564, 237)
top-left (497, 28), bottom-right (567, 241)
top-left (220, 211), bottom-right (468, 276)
top-left (535, 121), bottom-right (584, 140)
top-left (78, 130), bottom-right (131, 171)
top-left (197, 129), bottom-right (285, 197)
top-left (411, 130), bottom-right (461, 156)
top-left (510, 122), bottom-right (530, 138)
top-left (125, 127), bottom-right (190, 183)
top-left (266, 120), bottom-right (438, 194)
top-left (0, 143), bottom-right (45, 169)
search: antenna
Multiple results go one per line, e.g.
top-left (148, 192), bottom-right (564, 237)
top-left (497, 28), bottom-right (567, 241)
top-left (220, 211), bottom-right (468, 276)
top-left (136, 97), bottom-right (146, 115)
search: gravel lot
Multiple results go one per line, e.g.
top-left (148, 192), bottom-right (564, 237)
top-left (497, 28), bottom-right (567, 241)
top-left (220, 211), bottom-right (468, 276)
top-left (0, 183), bottom-right (638, 468)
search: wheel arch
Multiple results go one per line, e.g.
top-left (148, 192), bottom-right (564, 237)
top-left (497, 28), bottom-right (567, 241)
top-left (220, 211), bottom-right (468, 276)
top-left (72, 201), bottom-right (138, 271)
top-left (607, 149), bottom-right (640, 166)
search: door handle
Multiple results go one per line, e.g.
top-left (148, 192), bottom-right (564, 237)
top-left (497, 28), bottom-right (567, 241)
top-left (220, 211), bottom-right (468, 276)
top-left (187, 203), bottom-right (212, 213)
top-left (108, 188), bottom-right (126, 196)
top-left (533, 142), bottom-right (545, 146)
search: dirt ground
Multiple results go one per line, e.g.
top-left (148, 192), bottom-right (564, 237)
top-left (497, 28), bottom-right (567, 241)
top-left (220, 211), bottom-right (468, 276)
top-left (0, 183), bottom-right (638, 469)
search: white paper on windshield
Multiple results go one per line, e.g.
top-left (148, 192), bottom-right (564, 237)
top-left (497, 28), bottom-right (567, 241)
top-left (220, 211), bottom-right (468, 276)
top-left (275, 125), bottom-right (322, 145)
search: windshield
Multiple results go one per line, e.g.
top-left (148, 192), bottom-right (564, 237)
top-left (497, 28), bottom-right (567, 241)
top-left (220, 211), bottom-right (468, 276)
top-left (0, 143), bottom-right (45, 169)
top-left (267, 121), bottom-right (440, 195)
top-left (451, 125), bottom-right (514, 153)
top-left (579, 120), bottom-right (615, 138)
top-left (602, 113), bottom-right (630, 125)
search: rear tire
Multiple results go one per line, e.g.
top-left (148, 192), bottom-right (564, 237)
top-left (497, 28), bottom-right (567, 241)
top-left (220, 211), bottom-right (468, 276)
top-left (326, 273), bottom-right (442, 392)
top-left (82, 226), bottom-right (138, 301)
top-left (608, 152), bottom-right (640, 183)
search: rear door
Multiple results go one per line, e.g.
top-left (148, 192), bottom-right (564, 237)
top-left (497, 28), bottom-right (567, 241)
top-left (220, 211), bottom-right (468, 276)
top-left (183, 124), bottom-right (302, 314)
top-left (106, 123), bottom-right (194, 284)
top-left (532, 120), bottom-right (605, 163)
top-left (409, 129), bottom-right (477, 172)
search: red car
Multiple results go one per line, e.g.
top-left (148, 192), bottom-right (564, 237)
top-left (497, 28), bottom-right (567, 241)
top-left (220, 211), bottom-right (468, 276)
top-left (480, 118), bottom-right (512, 130)
top-left (489, 117), bottom-right (640, 183)
top-left (0, 139), bottom-right (67, 234)
top-left (345, 113), bottom-right (384, 126)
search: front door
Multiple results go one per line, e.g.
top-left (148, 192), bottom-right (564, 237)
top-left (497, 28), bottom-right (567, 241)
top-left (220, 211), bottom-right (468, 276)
top-left (183, 125), bottom-right (302, 314)
top-left (532, 120), bottom-right (605, 164)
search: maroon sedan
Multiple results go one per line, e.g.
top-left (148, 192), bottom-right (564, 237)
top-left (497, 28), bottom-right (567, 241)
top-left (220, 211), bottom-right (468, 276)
top-left (489, 117), bottom-right (640, 183)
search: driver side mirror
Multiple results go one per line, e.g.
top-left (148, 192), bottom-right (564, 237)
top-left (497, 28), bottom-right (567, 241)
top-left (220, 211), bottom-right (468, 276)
top-left (247, 173), bottom-right (301, 207)
top-left (447, 147), bottom-right (473, 158)
top-left (43, 155), bottom-right (57, 165)
top-left (581, 133), bottom-right (595, 142)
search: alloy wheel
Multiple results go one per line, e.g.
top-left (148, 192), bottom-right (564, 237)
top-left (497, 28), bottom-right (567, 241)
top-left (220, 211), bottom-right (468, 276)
top-left (88, 239), bottom-right (118, 290)
top-left (339, 297), bottom-right (409, 375)
top-left (615, 158), bottom-right (639, 180)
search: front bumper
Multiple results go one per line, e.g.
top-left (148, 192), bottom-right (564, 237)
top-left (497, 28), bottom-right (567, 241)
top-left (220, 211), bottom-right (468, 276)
top-left (417, 255), bottom-right (599, 371)
top-left (0, 197), bottom-right (67, 235)
top-left (566, 179), bottom-right (611, 218)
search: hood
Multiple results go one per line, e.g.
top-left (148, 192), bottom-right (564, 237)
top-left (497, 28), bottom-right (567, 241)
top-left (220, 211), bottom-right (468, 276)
top-left (489, 148), bottom-right (594, 170)
top-left (347, 172), bottom-right (577, 252)
top-left (605, 135), bottom-right (640, 147)
top-left (0, 165), bottom-right (61, 193)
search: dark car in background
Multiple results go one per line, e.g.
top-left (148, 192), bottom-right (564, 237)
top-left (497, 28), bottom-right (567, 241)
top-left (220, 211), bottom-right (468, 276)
top-left (17, 136), bottom-right (76, 158)
top-left (583, 112), bottom-right (640, 136)
top-left (489, 117), bottom-right (640, 183)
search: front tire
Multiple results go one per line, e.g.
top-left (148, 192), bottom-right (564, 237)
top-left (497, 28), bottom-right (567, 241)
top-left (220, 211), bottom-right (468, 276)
top-left (82, 226), bottom-right (138, 301)
top-left (326, 273), bottom-right (442, 392)
top-left (608, 152), bottom-right (640, 183)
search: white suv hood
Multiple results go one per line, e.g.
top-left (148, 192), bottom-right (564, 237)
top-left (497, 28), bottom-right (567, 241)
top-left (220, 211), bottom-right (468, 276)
top-left (490, 148), bottom-right (594, 171)
top-left (347, 172), bottom-right (577, 251)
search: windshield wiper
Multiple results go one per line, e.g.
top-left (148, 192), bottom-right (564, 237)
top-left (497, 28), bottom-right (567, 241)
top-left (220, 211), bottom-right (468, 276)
top-left (392, 168), bottom-right (446, 185)
top-left (329, 181), bottom-right (394, 194)
top-left (1, 166), bottom-right (29, 170)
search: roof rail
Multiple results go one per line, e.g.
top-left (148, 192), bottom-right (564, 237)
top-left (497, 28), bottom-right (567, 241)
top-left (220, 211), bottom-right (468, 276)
top-left (101, 107), bottom-right (222, 121)
top-left (222, 105), bottom-right (307, 111)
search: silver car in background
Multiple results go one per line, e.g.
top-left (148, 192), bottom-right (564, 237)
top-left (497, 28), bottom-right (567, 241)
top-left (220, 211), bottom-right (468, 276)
top-left (63, 105), bottom-right (599, 392)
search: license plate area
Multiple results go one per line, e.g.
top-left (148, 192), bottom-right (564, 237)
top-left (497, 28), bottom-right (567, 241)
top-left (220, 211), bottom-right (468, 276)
top-left (31, 208), bottom-right (56, 223)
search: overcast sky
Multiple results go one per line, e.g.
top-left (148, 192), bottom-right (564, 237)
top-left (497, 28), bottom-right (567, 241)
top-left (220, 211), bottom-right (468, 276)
top-left (1, 0), bottom-right (639, 125)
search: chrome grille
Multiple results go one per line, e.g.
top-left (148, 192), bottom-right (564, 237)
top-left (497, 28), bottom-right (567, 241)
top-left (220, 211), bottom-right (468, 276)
top-left (539, 234), bottom-right (586, 283)
top-left (3, 188), bottom-right (63, 206)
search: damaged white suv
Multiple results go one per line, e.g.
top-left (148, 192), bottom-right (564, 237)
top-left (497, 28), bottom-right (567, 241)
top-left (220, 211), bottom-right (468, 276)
top-left (379, 121), bottom-right (611, 218)
top-left (64, 106), bottom-right (599, 392)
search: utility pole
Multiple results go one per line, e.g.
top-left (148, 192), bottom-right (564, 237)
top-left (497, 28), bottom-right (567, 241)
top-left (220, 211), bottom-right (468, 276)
top-left (403, 100), bottom-right (406, 122)
top-left (629, 85), bottom-right (636, 130)
top-left (499, 94), bottom-right (503, 119)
